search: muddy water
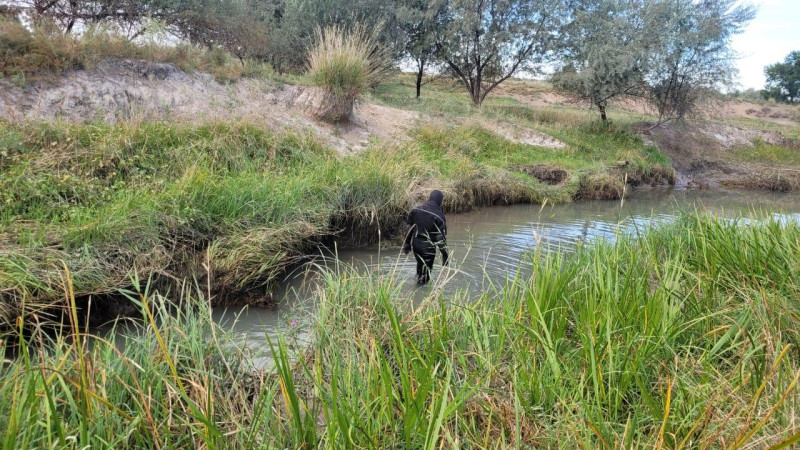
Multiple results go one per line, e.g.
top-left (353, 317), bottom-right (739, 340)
top-left (212, 189), bottom-right (800, 362)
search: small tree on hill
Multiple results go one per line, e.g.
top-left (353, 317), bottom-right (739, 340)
top-left (553, 0), bottom-right (654, 122)
top-left (436, 0), bottom-right (569, 106)
top-left (396, 0), bottom-right (447, 98)
top-left (645, 0), bottom-right (755, 124)
top-left (763, 51), bottom-right (800, 103)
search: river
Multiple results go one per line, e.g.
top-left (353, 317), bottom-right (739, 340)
top-left (209, 189), bottom-right (800, 364)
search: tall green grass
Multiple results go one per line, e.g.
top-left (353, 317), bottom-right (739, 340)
top-left (0, 277), bottom-right (268, 448)
top-left (271, 214), bottom-right (800, 447)
top-left (2, 214), bottom-right (799, 447)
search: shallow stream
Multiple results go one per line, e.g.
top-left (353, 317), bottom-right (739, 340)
top-left (211, 189), bottom-right (800, 363)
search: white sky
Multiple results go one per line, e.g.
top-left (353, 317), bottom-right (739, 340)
top-left (731, 0), bottom-right (800, 90)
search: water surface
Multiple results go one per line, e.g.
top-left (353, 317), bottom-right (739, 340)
top-left (212, 189), bottom-right (800, 361)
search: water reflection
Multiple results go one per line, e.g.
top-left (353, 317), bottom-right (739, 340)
top-left (213, 189), bottom-right (800, 361)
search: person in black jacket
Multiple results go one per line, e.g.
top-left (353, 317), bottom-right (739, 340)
top-left (402, 190), bottom-right (449, 284)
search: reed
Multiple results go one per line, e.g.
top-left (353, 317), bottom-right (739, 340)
top-left (306, 24), bottom-right (389, 101)
top-left (4, 213), bottom-right (798, 447)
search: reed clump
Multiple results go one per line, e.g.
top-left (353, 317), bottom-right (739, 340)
top-left (306, 24), bottom-right (388, 102)
top-left (303, 24), bottom-right (388, 121)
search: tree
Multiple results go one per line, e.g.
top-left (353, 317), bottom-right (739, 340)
top-left (436, 0), bottom-right (569, 106)
top-left (263, 0), bottom-right (399, 71)
top-left (764, 51), bottom-right (800, 103)
top-left (645, 0), bottom-right (755, 124)
top-left (553, 0), bottom-right (653, 122)
top-left (395, 0), bottom-right (447, 98)
top-left (19, 0), bottom-right (180, 36)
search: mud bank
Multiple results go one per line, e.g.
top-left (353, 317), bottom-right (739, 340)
top-left (636, 122), bottom-right (800, 192)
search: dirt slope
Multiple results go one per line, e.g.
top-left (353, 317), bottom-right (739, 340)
top-left (0, 59), bottom-right (419, 154)
top-left (636, 122), bottom-right (800, 191)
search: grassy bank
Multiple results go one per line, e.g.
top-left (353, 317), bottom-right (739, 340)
top-left (0, 118), bottom-right (672, 331)
top-left (2, 215), bottom-right (799, 447)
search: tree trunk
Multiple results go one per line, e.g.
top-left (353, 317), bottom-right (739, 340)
top-left (597, 102), bottom-right (607, 122)
top-left (471, 71), bottom-right (483, 106)
top-left (415, 59), bottom-right (425, 99)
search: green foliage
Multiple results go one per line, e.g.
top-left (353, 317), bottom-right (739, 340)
top-left (764, 51), bottom-right (800, 104)
top-left (646, 0), bottom-right (755, 122)
top-left (395, 0), bottom-right (448, 97)
top-left (261, 0), bottom-right (400, 71)
top-left (436, 0), bottom-right (570, 105)
top-left (0, 116), bottom-right (673, 331)
top-left (15, 0), bottom-right (273, 61)
top-left (0, 19), bottom-right (271, 82)
top-left (554, 0), bottom-right (755, 124)
top-left (732, 139), bottom-right (800, 166)
top-left (553, 0), bottom-right (653, 121)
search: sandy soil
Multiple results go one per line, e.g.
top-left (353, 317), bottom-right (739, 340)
top-left (469, 118), bottom-right (567, 149)
top-left (0, 59), bottom-right (420, 155)
top-left (494, 83), bottom-right (571, 109)
top-left (720, 101), bottom-right (799, 126)
top-left (636, 121), bottom-right (800, 191)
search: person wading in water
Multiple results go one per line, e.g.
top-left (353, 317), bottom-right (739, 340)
top-left (402, 190), bottom-right (449, 285)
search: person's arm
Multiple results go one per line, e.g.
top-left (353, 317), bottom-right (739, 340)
top-left (402, 210), bottom-right (416, 254)
top-left (406, 209), bottom-right (415, 225)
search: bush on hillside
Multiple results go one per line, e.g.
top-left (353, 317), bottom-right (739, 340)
top-left (304, 24), bottom-right (388, 121)
top-left (0, 19), bottom-right (272, 82)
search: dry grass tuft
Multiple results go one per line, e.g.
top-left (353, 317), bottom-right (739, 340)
top-left (306, 24), bottom-right (388, 101)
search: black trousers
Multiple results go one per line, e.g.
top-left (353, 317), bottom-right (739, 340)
top-left (412, 237), bottom-right (437, 285)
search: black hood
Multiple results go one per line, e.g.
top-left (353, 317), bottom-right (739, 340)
top-left (427, 190), bottom-right (444, 209)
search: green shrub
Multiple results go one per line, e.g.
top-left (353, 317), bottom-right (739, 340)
top-left (306, 24), bottom-right (388, 100)
top-left (0, 20), bottom-right (272, 82)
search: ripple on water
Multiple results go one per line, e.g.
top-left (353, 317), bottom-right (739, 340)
top-left (212, 189), bottom-right (800, 365)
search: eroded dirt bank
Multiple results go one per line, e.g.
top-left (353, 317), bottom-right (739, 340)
top-left (636, 122), bottom-right (800, 192)
top-left (0, 59), bottom-right (418, 154)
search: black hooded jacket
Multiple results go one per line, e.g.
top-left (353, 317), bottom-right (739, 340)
top-left (404, 190), bottom-right (447, 248)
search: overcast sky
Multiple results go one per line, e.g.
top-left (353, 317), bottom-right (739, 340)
top-left (731, 0), bottom-right (800, 90)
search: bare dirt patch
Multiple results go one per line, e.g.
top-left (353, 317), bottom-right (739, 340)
top-left (338, 103), bottom-right (420, 151)
top-left (721, 100), bottom-right (799, 127)
top-left (0, 59), bottom-right (418, 154)
top-left (635, 122), bottom-right (800, 191)
top-left (470, 119), bottom-right (566, 149)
